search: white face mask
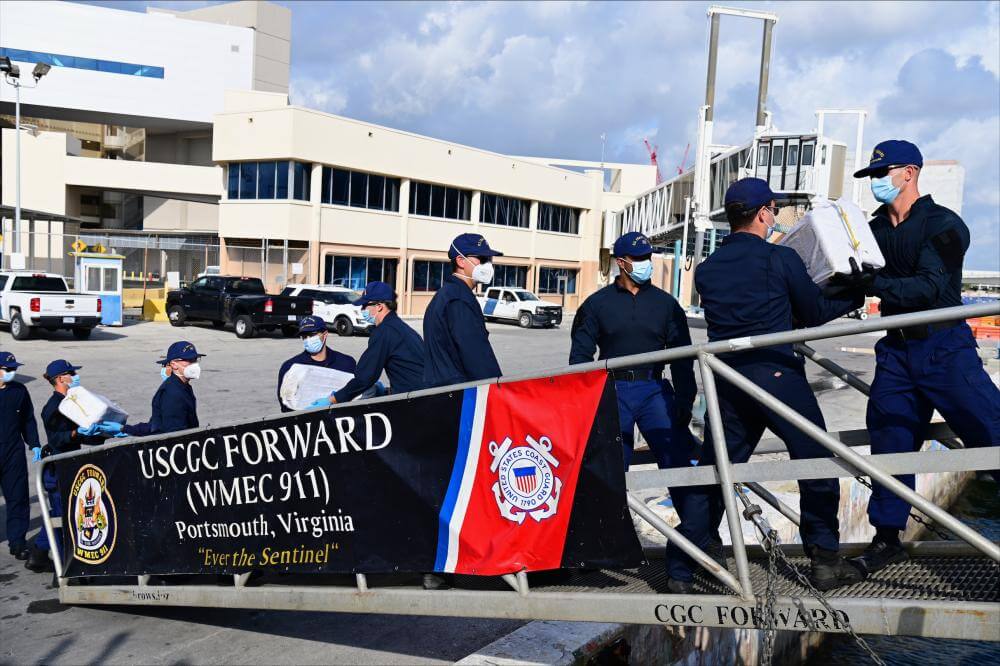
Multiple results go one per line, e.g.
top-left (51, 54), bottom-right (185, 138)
top-left (182, 363), bottom-right (202, 380)
top-left (471, 261), bottom-right (495, 285)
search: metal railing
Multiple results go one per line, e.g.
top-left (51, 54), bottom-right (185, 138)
top-left (35, 302), bottom-right (1000, 630)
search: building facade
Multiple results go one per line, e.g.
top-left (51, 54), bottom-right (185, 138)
top-left (212, 92), bottom-right (640, 314)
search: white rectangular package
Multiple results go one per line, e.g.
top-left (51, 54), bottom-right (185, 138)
top-left (777, 197), bottom-right (885, 286)
top-left (58, 386), bottom-right (129, 429)
top-left (279, 363), bottom-right (355, 411)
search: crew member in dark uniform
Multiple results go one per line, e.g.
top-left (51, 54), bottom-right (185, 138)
top-left (667, 178), bottom-right (864, 593)
top-left (279, 316), bottom-right (356, 411)
top-left (570, 231), bottom-right (697, 470)
top-left (25, 360), bottom-right (106, 573)
top-left (847, 140), bottom-right (1000, 575)
top-left (97, 341), bottom-right (206, 436)
top-left (422, 233), bottom-right (503, 388)
top-left (0, 352), bottom-right (39, 561)
top-left (314, 282), bottom-right (425, 404)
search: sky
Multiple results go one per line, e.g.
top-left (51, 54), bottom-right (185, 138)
top-left (83, 1), bottom-right (1000, 269)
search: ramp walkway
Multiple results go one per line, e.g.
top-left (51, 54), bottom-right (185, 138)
top-left (40, 302), bottom-right (1000, 655)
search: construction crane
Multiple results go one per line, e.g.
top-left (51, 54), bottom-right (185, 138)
top-left (677, 143), bottom-right (690, 175)
top-left (643, 138), bottom-right (662, 185)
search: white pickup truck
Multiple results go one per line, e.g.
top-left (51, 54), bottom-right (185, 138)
top-left (478, 287), bottom-right (563, 329)
top-left (0, 271), bottom-right (102, 340)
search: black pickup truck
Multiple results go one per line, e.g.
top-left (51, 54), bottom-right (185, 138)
top-left (166, 276), bottom-right (312, 338)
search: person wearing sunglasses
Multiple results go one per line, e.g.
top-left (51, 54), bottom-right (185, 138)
top-left (848, 140), bottom-right (999, 577)
top-left (278, 316), bottom-right (357, 412)
top-left (666, 177), bottom-right (864, 594)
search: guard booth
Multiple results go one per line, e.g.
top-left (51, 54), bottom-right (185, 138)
top-left (72, 245), bottom-right (125, 326)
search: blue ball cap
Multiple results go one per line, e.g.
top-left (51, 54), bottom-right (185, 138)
top-left (160, 341), bottom-right (205, 365)
top-left (613, 232), bottom-right (654, 258)
top-left (297, 315), bottom-right (327, 334)
top-left (448, 233), bottom-right (503, 260)
top-left (354, 281), bottom-right (395, 307)
top-left (725, 178), bottom-right (776, 210)
top-left (853, 140), bottom-right (923, 178)
top-left (45, 359), bottom-right (81, 377)
top-left (0, 351), bottom-right (23, 369)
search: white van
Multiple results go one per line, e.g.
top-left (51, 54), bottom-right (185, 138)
top-left (280, 284), bottom-right (371, 336)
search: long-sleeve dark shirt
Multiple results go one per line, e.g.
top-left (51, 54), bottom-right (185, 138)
top-left (0, 382), bottom-right (40, 451)
top-left (334, 312), bottom-right (425, 402)
top-left (423, 274), bottom-right (501, 388)
top-left (569, 280), bottom-right (697, 411)
top-left (277, 347), bottom-right (357, 412)
top-left (695, 232), bottom-right (861, 366)
top-left (41, 392), bottom-right (104, 457)
top-left (868, 195), bottom-right (969, 317)
top-left (124, 374), bottom-right (199, 436)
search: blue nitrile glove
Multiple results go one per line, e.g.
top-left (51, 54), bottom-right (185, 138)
top-left (308, 396), bottom-right (332, 409)
top-left (32, 447), bottom-right (42, 462)
top-left (78, 423), bottom-right (100, 437)
top-left (114, 432), bottom-right (128, 438)
top-left (98, 421), bottom-right (124, 435)
top-left (373, 381), bottom-right (388, 397)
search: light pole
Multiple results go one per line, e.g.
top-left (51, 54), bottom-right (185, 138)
top-left (1, 58), bottom-right (50, 259)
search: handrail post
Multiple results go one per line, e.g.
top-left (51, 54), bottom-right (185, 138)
top-left (704, 354), bottom-right (1000, 562)
top-left (698, 352), bottom-right (754, 600)
top-left (34, 458), bottom-right (64, 580)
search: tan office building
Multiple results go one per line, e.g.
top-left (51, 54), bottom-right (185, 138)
top-left (213, 91), bottom-right (652, 314)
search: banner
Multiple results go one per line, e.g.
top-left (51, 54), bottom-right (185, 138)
top-left (56, 370), bottom-right (643, 577)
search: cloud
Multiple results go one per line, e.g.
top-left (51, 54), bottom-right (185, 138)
top-left (879, 49), bottom-right (998, 124)
top-left (289, 78), bottom-right (348, 114)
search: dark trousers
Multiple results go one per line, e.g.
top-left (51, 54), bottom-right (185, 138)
top-left (667, 361), bottom-right (840, 581)
top-left (0, 442), bottom-right (29, 550)
top-left (34, 466), bottom-right (62, 556)
top-left (867, 323), bottom-right (1000, 531)
top-left (616, 379), bottom-right (694, 469)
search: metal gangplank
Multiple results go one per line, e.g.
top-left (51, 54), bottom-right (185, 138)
top-left (41, 303), bottom-right (1000, 647)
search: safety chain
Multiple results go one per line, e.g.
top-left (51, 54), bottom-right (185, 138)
top-left (853, 476), bottom-right (953, 540)
top-left (735, 485), bottom-right (886, 666)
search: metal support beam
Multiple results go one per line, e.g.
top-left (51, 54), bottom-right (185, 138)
top-left (755, 19), bottom-right (775, 130)
top-left (627, 493), bottom-right (744, 595)
top-left (743, 482), bottom-right (801, 526)
top-left (698, 353), bottom-right (753, 599)
top-left (704, 354), bottom-right (1000, 562)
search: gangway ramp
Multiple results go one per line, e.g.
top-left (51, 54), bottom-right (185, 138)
top-left (41, 302), bottom-right (1000, 645)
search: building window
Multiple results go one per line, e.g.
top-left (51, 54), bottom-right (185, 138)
top-left (0, 47), bottom-right (165, 78)
top-left (227, 161), bottom-right (308, 201)
top-left (412, 260), bottom-right (451, 292)
top-left (481, 193), bottom-right (529, 228)
top-left (408, 181), bottom-right (471, 221)
top-left (325, 255), bottom-right (398, 290)
top-left (293, 162), bottom-right (310, 201)
top-left (538, 267), bottom-right (577, 294)
top-left (537, 203), bottom-right (580, 234)
top-left (493, 264), bottom-right (527, 288)
top-left (320, 166), bottom-right (400, 212)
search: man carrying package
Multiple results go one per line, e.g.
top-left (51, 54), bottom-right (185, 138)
top-left (25, 360), bottom-right (107, 573)
top-left (844, 140), bottom-right (1000, 576)
top-left (278, 315), bottom-right (356, 412)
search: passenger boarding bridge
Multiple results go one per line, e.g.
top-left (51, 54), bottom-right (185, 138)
top-left (613, 131), bottom-right (848, 248)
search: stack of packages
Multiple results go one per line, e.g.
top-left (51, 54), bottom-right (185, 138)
top-left (778, 197), bottom-right (885, 286)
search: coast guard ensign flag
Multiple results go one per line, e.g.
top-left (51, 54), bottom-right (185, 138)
top-left (435, 370), bottom-right (641, 575)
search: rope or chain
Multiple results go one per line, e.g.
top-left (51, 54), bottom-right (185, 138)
top-left (736, 485), bottom-right (886, 666)
top-left (853, 476), bottom-right (953, 540)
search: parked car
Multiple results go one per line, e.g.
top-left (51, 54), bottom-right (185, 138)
top-left (0, 271), bottom-right (102, 340)
top-left (279, 284), bottom-right (371, 336)
top-left (477, 287), bottom-right (562, 328)
top-left (166, 275), bottom-right (312, 338)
